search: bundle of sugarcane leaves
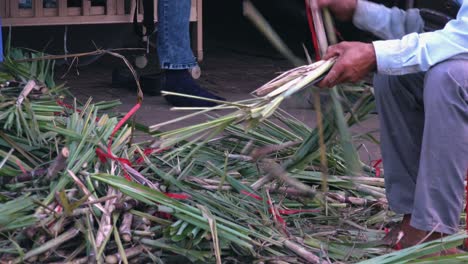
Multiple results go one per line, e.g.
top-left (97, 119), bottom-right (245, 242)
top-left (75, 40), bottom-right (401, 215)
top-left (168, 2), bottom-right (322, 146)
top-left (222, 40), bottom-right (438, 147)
top-left (120, 59), bottom-right (466, 263)
top-left (0, 49), bottom-right (467, 264)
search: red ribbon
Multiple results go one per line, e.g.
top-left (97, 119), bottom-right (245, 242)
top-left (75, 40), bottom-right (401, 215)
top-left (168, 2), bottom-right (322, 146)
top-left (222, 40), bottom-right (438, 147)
top-left (56, 99), bottom-right (101, 121)
top-left (465, 170), bottom-right (468, 248)
top-left (384, 227), bottom-right (402, 250)
top-left (58, 99), bottom-right (191, 219)
top-left (240, 190), bottom-right (320, 231)
top-left (240, 190), bottom-right (285, 228)
top-left (16, 160), bottom-right (27, 174)
top-left (371, 159), bottom-right (383, 178)
top-left (241, 190), bottom-right (262, 200)
top-left (56, 100), bottom-right (76, 111)
top-left (164, 193), bottom-right (191, 200)
top-left (135, 147), bottom-right (169, 164)
top-left (271, 206), bottom-right (286, 228)
top-left (304, 0), bottom-right (321, 61)
top-left (95, 103), bottom-right (141, 181)
top-left (277, 209), bottom-right (321, 215)
top-left (158, 212), bottom-right (172, 219)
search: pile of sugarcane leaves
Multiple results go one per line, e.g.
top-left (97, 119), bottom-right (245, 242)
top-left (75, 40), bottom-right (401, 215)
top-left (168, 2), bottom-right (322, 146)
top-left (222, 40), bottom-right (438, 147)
top-left (1, 48), bottom-right (468, 264)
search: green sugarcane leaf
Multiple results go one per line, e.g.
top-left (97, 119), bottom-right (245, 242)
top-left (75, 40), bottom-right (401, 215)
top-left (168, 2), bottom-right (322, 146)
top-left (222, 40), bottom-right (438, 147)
top-left (357, 233), bottom-right (468, 264)
top-left (331, 87), bottom-right (362, 175)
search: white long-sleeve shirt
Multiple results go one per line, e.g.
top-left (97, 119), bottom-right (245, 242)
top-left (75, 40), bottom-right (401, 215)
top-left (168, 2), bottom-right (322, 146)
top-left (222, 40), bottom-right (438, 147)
top-left (353, 0), bottom-right (468, 75)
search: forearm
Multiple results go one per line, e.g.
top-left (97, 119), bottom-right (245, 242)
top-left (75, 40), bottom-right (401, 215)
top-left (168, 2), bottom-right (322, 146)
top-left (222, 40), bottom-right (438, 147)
top-left (352, 0), bottom-right (424, 40)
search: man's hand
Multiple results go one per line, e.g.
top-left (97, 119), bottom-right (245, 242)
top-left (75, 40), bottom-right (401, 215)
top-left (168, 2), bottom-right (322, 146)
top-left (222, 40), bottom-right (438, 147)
top-left (317, 42), bottom-right (377, 88)
top-left (315, 0), bottom-right (358, 21)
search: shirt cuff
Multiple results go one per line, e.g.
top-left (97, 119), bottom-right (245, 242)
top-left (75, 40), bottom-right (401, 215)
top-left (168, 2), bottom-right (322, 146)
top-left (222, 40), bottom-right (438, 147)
top-left (372, 40), bottom-right (403, 75)
top-left (373, 34), bottom-right (424, 75)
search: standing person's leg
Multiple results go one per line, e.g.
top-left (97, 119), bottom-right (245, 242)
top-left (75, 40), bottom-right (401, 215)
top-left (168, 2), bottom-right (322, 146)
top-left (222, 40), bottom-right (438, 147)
top-left (411, 59), bottom-right (468, 236)
top-left (157, 0), bottom-right (195, 70)
top-left (157, 0), bottom-right (224, 107)
top-left (373, 72), bottom-right (426, 246)
top-left (374, 73), bottom-right (426, 216)
top-left (375, 60), bottom-right (468, 251)
top-left (0, 17), bottom-right (3, 63)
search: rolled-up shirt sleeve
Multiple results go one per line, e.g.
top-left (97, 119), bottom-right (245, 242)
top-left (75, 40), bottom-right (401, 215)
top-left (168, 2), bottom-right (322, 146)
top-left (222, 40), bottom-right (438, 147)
top-left (353, 0), bottom-right (468, 75)
top-left (353, 0), bottom-right (424, 39)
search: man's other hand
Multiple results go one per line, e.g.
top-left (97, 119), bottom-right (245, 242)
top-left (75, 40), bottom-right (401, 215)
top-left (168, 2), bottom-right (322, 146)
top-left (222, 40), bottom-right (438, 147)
top-left (315, 0), bottom-right (358, 21)
top-left (317, 42), bottom-right (377, 88)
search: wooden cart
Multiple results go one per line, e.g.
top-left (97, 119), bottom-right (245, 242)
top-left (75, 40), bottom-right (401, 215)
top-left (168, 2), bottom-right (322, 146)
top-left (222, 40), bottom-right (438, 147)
top-left (0, 0), bottom-right (204, 61)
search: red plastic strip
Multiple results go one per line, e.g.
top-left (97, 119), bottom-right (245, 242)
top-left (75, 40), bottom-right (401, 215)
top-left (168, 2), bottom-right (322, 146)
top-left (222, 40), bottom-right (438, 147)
top-left (305, 0), bottom-right (321, 61)
top-left (384, 227), bottom-right (402, 250)
top-left (240, 191), bottom-right (291, 231)
top-left (465, 170), bottom-right (468, 248)
top-left (372, 159), bottom-right (383, 178)
top-left (157, 212), bottom-right (172, 219)
top-left (277, 209), bottom-right (321, 215)
top-left (164, 193), bottom-right (191, 200)
top-left (135, 147), bottom-right (170, 164)
top-left (107, 103), bottom-right (141, 153)
top-left (56, 100), bottom-right (77, 112)
top-left (273, 209), bottom-right (286, 226)
top-left (15, 160), bottom-right (27, 174)
top-left (56, 100), bottom-right (101, 121)
top-left (55, 205), bottom-right (63, 214)
top-left (94, 103), bottom-right (141, 181)
top-left (267, 199), bottom-right (286, 229)
top-left (240, 190), bottom-right (263, 201)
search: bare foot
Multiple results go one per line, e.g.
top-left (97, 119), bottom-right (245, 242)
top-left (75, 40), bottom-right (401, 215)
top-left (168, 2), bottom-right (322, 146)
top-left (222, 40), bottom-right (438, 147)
top-left (382, 214), bottom-right (411, 247)
top-left (384, 215), bottom-right (465, 258)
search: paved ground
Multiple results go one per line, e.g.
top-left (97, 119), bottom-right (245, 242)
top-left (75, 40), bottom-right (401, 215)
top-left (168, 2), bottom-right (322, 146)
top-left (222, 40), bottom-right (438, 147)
top-left (18, 5), bottom-right (382, 167)
top-left (57, 43), bottom-right (382, 166)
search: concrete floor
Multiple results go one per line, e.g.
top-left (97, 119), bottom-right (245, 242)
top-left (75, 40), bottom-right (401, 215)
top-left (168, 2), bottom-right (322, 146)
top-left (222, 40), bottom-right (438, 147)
top-left (58, 44), bottom-right (382, 166)
top-left (19, 3), bottom-right (382, 167)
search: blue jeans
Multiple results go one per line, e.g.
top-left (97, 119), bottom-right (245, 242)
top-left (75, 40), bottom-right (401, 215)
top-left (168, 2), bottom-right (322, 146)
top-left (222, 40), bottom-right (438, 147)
top-left (157, 0), bottom-right (197, 70)
top-left (0, 18), bottom-right (3, 62)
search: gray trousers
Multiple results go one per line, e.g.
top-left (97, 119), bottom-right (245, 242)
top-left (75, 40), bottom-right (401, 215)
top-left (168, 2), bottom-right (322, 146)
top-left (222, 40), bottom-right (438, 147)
top-left (374, 59), bottom-right (468, 234)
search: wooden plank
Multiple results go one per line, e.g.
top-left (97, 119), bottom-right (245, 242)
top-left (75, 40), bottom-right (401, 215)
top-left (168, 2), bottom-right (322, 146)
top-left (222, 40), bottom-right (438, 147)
top-left (4, 0), bottom-right (10, 18)
top-left (82, 0), bottom-right (91, 16)
top-left (196, 0), bottom-right (203, 61)
top-left (116, 0), bottom-right (125, 15)
top-left (154, 0), bottom-right (158, 21)
top-left (66, 6), bottom-right (107, 16)
top-left (44, 8), bottom-right (58, 17)
top-left (0, 0), bottom-right (6, 18)
top-left (19, 9), bottom-right (33, 17)
top-left (90, 6), bottom-right (105, 16)
top-left (190, 0), bottom-right (197, 21)
top-left (0, 0), bottom-right (211, 27)
top-left (34, 0), bottom-right (44, 17)
top-left (10, 0), bottom-right (19, 18)
top-left (106, 0), bottom-right (116, 15)
top-left (138, 0), bottom-right (142, 14)
top-left (2, 14), bottom-right (138, 26)
top-left (129, 0), bottom-right (136, 17)
top-left (58, 0), bottom-right (67, 16)
top-left (155, 2), bottom-right (158, 21)
top-left (67, 7), bottom-right (82, 16)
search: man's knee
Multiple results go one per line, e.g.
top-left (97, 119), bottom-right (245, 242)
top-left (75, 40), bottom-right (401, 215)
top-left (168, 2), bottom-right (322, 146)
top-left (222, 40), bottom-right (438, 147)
top-left (424, 60), bottom-right (468, 107)
top-left (373, 74), bottom-right (399, 100)
top-left (373, 73), bottom-right (424, 103)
